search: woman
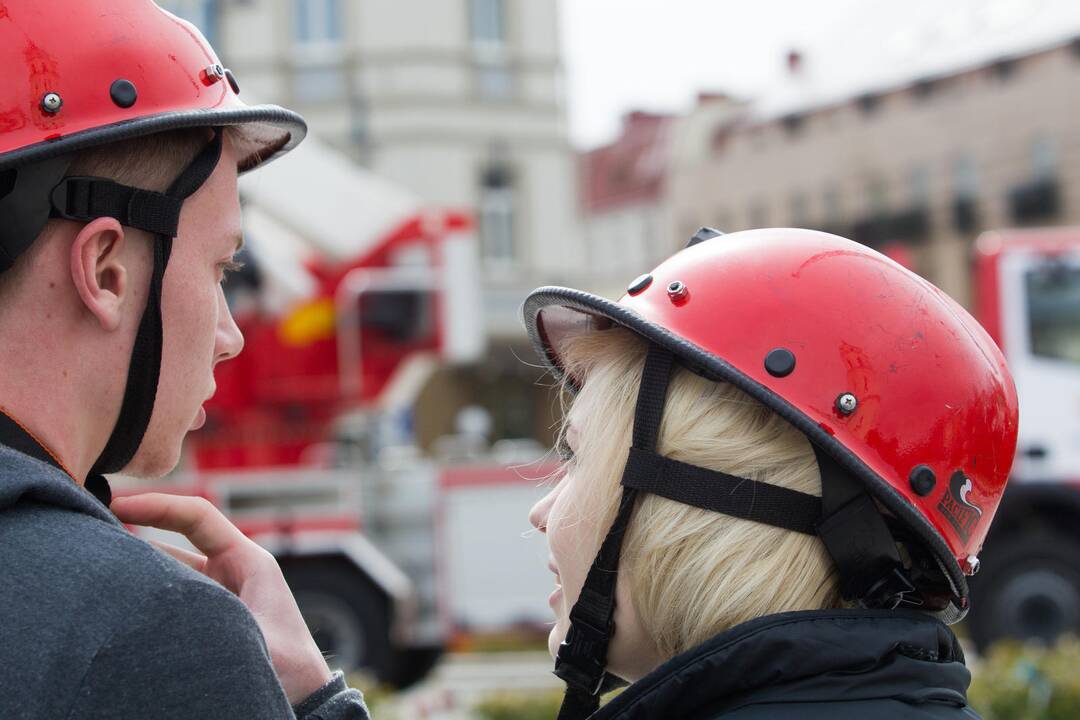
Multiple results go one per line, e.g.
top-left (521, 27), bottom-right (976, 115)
top-left (524, 228), bottom-right (1017, 719)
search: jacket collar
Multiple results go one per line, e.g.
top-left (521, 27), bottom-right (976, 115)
top-left (592, 609), bottom-right (970, 719)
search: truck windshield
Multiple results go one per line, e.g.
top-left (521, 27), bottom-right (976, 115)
top-left (1026, 263), bottom-right (1080, 363)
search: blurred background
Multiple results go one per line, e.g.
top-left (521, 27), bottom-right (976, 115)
top-left (131, 0), bottom-right (1080, 716)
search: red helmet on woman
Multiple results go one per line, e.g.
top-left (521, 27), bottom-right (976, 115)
top-left (524, 228), bottom-right (1018, 716)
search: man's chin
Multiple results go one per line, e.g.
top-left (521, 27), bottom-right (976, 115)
top-left (120, 442), bottom-right (183, 480)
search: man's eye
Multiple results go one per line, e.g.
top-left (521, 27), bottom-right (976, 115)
top-left (218, 259), bottom-right (245, 283)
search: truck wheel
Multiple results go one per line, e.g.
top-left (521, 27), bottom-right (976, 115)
top-left (968, 534), bottom-right (1080, 654)
top-left (281, 558), bottom-right (392, 678)
top-left (382, 645), bottom-right (444, 688)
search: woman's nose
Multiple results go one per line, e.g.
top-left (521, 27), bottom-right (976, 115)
top-left (529, 484), bottom-right (561, 533)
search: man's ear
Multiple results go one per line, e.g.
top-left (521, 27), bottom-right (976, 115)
top-left (69, 218), bottom-right (129, 332)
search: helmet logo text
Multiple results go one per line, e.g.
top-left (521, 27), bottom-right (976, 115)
top-left (937, 471), bottom-right (983, 543)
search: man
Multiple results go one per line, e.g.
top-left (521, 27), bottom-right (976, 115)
top-left (0, 2), bottom-right (369, 718)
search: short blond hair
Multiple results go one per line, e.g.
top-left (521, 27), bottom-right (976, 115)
top-left (556, 327), bottom-right (843, 660)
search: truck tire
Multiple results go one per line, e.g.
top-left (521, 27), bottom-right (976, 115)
top-left (382, 644), bottom-right (444, 688)
top-left (280, 558), bottom-right (392, 680)
top-left (968, 533), bottom-right (1080, 654)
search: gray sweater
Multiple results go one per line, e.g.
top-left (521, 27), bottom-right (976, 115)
top-left (0, 446), bottom-right (370, 719)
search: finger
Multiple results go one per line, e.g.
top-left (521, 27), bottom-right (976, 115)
top-left (111, 493), bottom-right (247, 558)
top-left (150, 539), bottom-right (209, 573)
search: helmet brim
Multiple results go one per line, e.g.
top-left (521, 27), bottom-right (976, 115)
top-left (523, 285), bottom-right (969, 623)
top-left (0, 105), bottom-right (306, 174)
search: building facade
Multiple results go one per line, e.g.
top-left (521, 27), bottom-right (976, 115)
top-left (161, 0), bottom-right (581, 443)
top-left (163, 0), bottom-right (582, 336)
top-left (668, 39), bottom-right (1080, 306)
top-left (579, 111), bottom-right (675, 298)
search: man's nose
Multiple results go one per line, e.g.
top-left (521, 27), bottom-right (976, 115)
top-left (216, 303), bottom-right (244, 362)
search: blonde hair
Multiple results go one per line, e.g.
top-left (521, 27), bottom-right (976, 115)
top-left (556, 327), bottom-right (842, 660)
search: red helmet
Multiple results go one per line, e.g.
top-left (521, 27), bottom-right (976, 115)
top-left (0, 0), bottom-right (303, 171)
top-left (525, 228), bottom-right (1019, 619)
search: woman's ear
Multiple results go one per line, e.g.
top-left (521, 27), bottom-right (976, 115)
top-left (69, 218), bottom-right (129, 332)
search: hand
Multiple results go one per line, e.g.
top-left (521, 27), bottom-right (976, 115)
top-left (111, 493), bottom-right (333, 705)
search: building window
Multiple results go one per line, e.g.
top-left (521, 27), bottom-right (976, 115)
top-left (159, 0), bottom-right (218, 47)
top-left (952, 156), bottom-right (980, 233)
top-left (1032, 136), bottom-right (1058, 181)
top-left (470, 0), bottom-right (512, 100)
top-left (909, 165), bottom-right (930, 207)
top-left (856, 93), bottom-right (881, 116)
top-left (991, 58), bottom-right (1017, 82)
top-left (867, 177), bottom-right (889, 214)
top-left (479, 165), bottom-right (515, 265)
top-left (1008, 137), bottom-right (1061, 224)
top-left (953, 156), bottom-right (978, 198)
top-left (470, 0), bottom-right (506, 50)
top-left (476, 65), bottom-right (513, 99)
top-left (912, 78), bottom-right (936, 100)
top-left (294, 0), bottom-right (343, 49)
top-left (292, 0), bottom-right (345, 101)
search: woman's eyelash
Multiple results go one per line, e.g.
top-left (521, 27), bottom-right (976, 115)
top-left (557, 438), bottom-right (575, 462)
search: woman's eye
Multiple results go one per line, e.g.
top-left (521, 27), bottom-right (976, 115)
top-left (556, 438), bottom-right (575, 463)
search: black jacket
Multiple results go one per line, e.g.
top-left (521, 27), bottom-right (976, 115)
top-left (593, 609), bottom-right (980, 719)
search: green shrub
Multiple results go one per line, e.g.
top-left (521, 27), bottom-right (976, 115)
top-left (968, 636), bottom-right (1080, 720)
top-left (473, 689), bottom-right (563, 720)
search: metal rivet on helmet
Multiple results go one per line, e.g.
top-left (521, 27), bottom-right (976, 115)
top-left (109, 79), bottom-right (138, 109)
top-left (40, 92), bottom-right (63, 114)
top-left (667, 280), bottom-right (688, 301)
top-left (202, 64), bottom-right (226, 85)
top-left (627, 274), bottom-right (653, 295)
top-left (836, 392), bottom-right (858, 415)
top-left (909, 465), bottom-right (937, 496)
top-left (225, 69), bottom-right (240, 95)
top-left (764, 348), bottom-right (796, 377)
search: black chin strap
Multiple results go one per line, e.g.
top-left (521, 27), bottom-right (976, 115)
top-left (555, 345), bottom-right (674, 720)
top-left (553, 344), bottom-right (915, 720)
top-left (50, 130), bottom-right (224, 480)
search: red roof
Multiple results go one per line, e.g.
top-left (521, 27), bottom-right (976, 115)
top-left (580, 111), bottom-right (674, 213)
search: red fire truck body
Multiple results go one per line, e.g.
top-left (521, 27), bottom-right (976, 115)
top-left (965, 228), bottom-right (1080, 651)
top-left (127, 192), bottom-right (1080, 681)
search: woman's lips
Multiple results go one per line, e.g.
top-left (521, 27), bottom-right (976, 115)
top-left (548, 557), bottom-right (562, 608)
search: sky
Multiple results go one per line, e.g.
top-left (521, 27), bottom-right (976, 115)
top-left (560, 0), bottom-right (1080, 150)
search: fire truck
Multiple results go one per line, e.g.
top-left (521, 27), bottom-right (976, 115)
top-left (965, 227), bottom-right (1080, 653)
top-left (117, 134), bottom-right (558, 687)
top-left (123, 138), bottom-right (1080, 679)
